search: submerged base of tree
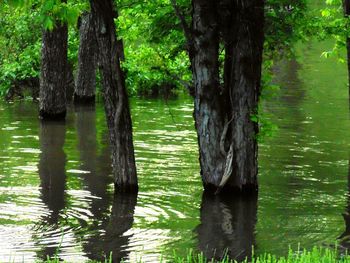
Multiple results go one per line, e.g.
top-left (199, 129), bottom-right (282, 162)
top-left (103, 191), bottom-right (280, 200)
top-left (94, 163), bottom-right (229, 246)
top-left (203, 183), bottom-right (258, 196)
top-left (114, 183), bottom-right (139, 194)
top-left (39, 110), bottom-right (66, 121)
top-left (73, 94), bottom-right (96, 105)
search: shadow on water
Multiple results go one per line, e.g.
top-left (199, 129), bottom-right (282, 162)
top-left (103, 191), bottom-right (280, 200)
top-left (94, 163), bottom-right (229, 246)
top-left (35, 120), bottom-right (67, 260)
top-left (196, 192), bottom-right (258, 262)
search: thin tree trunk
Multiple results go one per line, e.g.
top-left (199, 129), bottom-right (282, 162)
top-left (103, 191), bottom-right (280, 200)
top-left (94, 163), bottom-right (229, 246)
top-left (192, 0), bottom-right (227, 190)
top-left (74, 13), bottom-right (98, 104)
top-left (66, 61), bottom-right (75, 101)
top-left (39, 21), bottom-right (68, 120)
top-left (89, 0), bottom-right (138, 192)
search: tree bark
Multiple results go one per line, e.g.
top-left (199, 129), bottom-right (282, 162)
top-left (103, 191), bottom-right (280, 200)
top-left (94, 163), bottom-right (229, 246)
top-left (224, 0), bottom-right (264, 191)
top-left (74, 13), bottom-right (98, 104)
top-left (187, 0), bottom-right (264, 194)
top-left (89, 0), bottom-right (138, 192)
top-left (39, 21), bottom-right (68, 120)
top-left (192, 0), bottom-right (227, 190)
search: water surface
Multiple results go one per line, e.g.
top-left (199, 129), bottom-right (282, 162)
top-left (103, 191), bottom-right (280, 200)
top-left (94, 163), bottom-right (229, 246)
top-left (0, 39), bottom-right (350, 262)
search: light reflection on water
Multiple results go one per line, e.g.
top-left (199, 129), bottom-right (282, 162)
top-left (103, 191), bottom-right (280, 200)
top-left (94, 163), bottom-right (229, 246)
top-left (0, 40), bottom-right (349, 262)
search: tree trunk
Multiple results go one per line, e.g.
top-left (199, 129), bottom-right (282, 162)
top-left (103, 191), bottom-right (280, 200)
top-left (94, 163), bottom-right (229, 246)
top-left (39, 22), bottom-right (68, 120)
top-left (74, 13), bottom-right (98, 104)
top-left (343, 0), bottom-right (350, 92)
top-left (66, 61), bottom-right (75, 102)
top-left (223, 0), bottom-right (264, 191)
top-left (188, 0), bottom-right (264, 194)
top-left (192, 0), bottom-right (227, 190)
top-left (89, 0), bottom-right (138, 192)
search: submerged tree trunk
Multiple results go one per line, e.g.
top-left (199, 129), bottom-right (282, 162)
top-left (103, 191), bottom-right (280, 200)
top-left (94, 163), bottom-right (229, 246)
top-left (191, 0), bottom-right (227, 190)
top-left (173, 0), bottom-right (264, 194)
top-left (74, 13), bottom-right (98, 104)
top-left (90, 0), bottom-right (138, 192)
top-left (39, 22), bottom-right (68, 120)
top-left (223, 0), bottom-right (264, 191)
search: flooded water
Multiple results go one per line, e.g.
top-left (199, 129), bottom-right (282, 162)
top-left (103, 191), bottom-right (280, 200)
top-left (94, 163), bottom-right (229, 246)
top-left (0, 39), bottom-right (350, 262)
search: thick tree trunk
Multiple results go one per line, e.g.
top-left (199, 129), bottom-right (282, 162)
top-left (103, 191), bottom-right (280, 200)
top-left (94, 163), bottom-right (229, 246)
top-left (224, 0), bottom-right (264, 191)
top-left (192, 0), bottom-right (227, 190)
top-left (90, 0), bottom-right (138, 192)
top-left (74, 13), bottom-right (98, 104)
top-left (39, 22), bottom-right (68, 120)
top-left (188, 0), bottom-right (264, 194)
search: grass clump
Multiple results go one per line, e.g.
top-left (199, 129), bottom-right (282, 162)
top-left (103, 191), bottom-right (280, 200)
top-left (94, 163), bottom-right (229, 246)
top-left (42, 246), bottom-right (350, 263)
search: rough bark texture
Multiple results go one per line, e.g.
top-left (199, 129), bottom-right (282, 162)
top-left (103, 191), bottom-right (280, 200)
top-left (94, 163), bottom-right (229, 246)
top-left (39, 22), bottom-right (68, 120)
top-left (186, 0), bottom-right (264, 194)
top-left (90, 0), bottom-right (138, 192)
top-left (197, 192), bottom-right (257, 261)
top-left (192, 0), bottom-right (226, 189)
top-left (74, 13), bottom-right (98, 104)
top-left (225, 0), bottom-right (264, 191)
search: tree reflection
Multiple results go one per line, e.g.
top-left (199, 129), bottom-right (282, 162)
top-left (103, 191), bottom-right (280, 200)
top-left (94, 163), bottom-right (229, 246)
top-left (35, 120), bottom-right (67, 260)
top-left (75, 104), bottom-right (112, 220)
top-left (83, 193), bottom-right (138, 262)
top-left (74, 105), bottom-right (136, 262)
top-left (196, 192), bottom-right (257, 262)
top-left (339, 159), bottom-right (350, 249)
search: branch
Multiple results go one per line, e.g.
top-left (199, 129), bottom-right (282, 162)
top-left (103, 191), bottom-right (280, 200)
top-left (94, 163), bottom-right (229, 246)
top-left (170, 0), bottom-right (192, 48)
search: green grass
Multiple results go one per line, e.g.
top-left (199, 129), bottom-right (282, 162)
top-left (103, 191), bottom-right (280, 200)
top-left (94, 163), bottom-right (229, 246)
top-left (41, 246), bottom-right (350, 263)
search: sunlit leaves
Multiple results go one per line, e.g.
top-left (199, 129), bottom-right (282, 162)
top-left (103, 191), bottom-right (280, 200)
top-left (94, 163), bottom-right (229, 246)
top-left (6, 0), bottom-right (88, 30)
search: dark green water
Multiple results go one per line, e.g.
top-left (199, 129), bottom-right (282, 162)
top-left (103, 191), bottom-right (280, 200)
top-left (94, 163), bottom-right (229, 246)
top-left (0, 40), bottom-right (350, 262)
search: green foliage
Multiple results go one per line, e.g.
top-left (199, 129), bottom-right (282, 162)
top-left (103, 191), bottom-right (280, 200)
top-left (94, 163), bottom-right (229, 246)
top-left (117, 0), bottom-right (192, 96)
top-left (0, 1), bottom-right (82, 98)
top-left (0, 3), bottom-right (41, 96)
top-left (265, 0), bottom-right (309, 57)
